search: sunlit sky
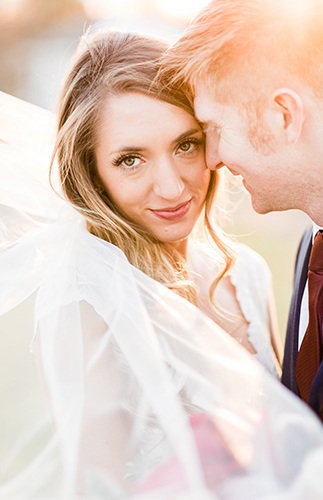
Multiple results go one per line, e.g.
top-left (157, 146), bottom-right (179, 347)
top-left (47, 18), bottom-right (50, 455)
top-left (0, 0), bottom-right (316, 25)
top-left (155, 0), bottom-right (210, 22)
top-left (80, 0), bottom-right (210, 24)
top-left (0, 0), bottom-right (211, 26)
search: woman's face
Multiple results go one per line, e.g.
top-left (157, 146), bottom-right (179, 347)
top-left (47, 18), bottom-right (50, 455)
top-left (95, 92), bottom-right (211, 255)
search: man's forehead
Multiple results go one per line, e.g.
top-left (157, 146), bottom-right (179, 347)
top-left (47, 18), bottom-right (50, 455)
top-left (194, 83), bottom-right (224, 125)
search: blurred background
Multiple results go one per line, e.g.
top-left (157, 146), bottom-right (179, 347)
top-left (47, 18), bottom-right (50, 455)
top-left (0, 0), bottom-right (311, 482)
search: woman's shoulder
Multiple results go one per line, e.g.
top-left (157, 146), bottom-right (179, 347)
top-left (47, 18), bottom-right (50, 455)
top-left (187, 239), bottom-right (272, 295)
top-left (231, 242), bottom-right (272, 297)
top-left (188, 239), bottom-right (271, 276)
top-left (234, 242), bottom-right (271, 273)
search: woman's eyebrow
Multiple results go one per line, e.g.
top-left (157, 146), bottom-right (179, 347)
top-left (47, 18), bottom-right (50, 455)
top-left (108, 146), bottom-right (146, 156)
top-left (173, 128), bottom-right (202, 144)
top-left (108, 128), bottom-right (202, 156)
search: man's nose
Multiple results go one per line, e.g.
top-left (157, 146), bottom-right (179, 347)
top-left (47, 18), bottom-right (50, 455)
top-left (153, 159), bottom-right (185, 200)
top-left (205, 131), bottom-right (222, 171)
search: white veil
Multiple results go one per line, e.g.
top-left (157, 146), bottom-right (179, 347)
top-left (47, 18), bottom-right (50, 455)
top-left (1, 90), bottom-right (323, 500)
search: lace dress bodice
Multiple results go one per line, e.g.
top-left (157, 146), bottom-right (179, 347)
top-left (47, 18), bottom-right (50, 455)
top-left (187, 241), bottom-right (279, 378)
top-left (125, 242), bottom-right (280, 483)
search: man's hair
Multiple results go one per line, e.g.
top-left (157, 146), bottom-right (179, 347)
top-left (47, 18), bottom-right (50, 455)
top-left (160, 0), bottom-right (323, 105)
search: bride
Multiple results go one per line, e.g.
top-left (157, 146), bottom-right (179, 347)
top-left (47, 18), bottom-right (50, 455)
top-left (53, 29), bottom-right (281, 375)
top-left (0, 29), bottom-right (322, 500)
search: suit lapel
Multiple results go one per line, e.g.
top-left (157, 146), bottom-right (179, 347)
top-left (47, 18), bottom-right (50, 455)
top-left (282, 227), bottom-right (312, 394)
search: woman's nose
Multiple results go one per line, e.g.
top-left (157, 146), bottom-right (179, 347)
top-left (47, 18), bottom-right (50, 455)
top-left (153, 159), bottom-right (185, 201)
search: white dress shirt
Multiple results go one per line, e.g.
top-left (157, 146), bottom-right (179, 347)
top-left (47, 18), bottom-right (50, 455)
top-left (298, 223), bottom-right (322, 349)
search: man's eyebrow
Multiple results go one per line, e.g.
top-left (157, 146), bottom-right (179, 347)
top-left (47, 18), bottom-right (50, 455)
top-left (173, 128), bottom-right (202, 144)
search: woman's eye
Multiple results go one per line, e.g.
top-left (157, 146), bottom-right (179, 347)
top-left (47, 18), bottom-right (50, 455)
top-left (177, 138), bottom-right (204, 156)
top-left (115, 156), bottom-right (142, 169)
top-left (123, 157), bottom-right (137, 167)
top-left (179, 141), bottom-right (193, 152)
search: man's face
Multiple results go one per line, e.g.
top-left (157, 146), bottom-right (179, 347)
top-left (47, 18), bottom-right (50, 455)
top-left (194, 83), bottom-right (298, 215)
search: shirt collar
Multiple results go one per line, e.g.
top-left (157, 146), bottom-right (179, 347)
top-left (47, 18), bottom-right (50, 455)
top-left (312, 222), bottom-right (323, 242)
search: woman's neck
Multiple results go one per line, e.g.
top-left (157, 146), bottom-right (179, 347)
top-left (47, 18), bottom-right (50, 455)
top-left (168, 238), bottom-right (188, 260)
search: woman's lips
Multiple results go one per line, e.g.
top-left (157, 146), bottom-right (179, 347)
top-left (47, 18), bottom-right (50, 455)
top-left (151, 200), bottom-right (191, 221)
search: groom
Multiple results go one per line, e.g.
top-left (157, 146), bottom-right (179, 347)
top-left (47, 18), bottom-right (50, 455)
top-left (161, 0), bottom-right (323, 418)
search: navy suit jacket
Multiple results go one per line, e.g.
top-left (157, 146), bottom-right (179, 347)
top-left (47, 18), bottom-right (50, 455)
top-left (282, 228), bottom-right (323, 417)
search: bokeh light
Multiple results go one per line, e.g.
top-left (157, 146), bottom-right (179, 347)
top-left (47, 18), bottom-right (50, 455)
top-left (82, 0), bottom-right (141, 20)
top-left (155, 0), bottom-right (210, 23)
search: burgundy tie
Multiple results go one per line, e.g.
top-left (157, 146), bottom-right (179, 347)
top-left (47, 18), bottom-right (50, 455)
top-left (296, 231), bottom-right (323, 402)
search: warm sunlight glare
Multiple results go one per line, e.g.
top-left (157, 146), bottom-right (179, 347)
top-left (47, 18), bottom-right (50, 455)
top-left (281, 0), bottom-right (310, 18)
top-left (156, 0), bottom-right (210, 23)
top-left (0, 0), bottom-right (26, 21)
top-left (82, 0), bottom-right (139, 19)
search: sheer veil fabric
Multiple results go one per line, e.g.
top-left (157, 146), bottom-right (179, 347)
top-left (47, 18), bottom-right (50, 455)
top-left (1, 91), bottom-right (323, 499)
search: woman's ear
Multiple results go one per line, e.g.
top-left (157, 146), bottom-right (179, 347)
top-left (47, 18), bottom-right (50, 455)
top-left (271, 88), bottom-right (304, 144)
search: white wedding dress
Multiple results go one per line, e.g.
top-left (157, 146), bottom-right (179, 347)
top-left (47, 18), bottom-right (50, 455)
top-left (188, 241), bottom-right (279, 377)
top-left (2, 91), bottom-right (323, 500)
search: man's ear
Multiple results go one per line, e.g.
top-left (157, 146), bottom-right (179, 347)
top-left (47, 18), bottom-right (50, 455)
top-left (271, 88), bottom-right (304, 143)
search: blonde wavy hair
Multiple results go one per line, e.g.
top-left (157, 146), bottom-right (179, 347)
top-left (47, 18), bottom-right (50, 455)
top-left (51, 30), bottom-right (235, 306)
